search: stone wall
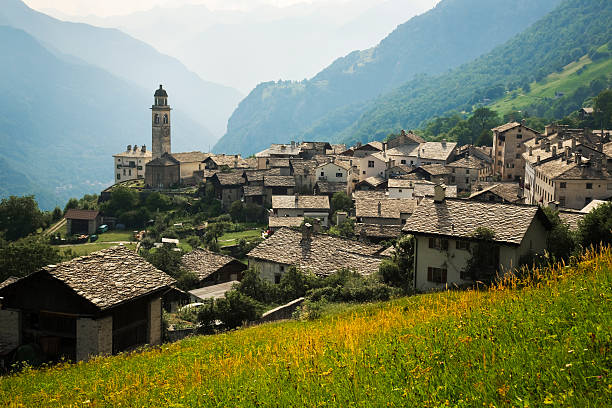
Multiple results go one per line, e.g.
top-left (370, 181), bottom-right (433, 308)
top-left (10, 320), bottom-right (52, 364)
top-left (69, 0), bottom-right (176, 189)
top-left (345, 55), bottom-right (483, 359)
top-left (148, 297), bottom-right (162, 346)
top-left (76, 316), bottom-right (113, 362)
top-left (257, 298), bottom-right (305, 324)
top-left (0, 309), bottom-right (21, 351)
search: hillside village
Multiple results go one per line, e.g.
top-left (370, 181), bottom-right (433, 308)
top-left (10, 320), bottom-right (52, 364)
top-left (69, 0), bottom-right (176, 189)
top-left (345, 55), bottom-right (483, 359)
top-left (0, 84), bottom-right (611, 367)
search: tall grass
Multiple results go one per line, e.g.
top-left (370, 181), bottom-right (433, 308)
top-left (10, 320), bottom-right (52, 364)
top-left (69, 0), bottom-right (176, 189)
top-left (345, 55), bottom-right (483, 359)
top-left (1, 248), bottom-right (610, 407)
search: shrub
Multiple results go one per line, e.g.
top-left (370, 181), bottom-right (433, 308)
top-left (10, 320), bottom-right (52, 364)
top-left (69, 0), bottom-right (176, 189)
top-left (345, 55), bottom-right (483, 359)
top-left (578, 202), bottom-right (612, 250)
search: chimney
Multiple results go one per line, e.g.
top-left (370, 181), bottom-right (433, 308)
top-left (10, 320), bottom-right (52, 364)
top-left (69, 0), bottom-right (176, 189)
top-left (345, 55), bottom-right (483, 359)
top-left (301, 223), bottom-right (313, 244)
top-left (377, 201), bottom-right (382, 216)
top-left (575, 152), bottom-right (581, 164)
top-left (536, 156), bottom-right (541, 165)
top-left (291, 141), bottom-right (296, 149)
top-left (434, 184), bottom-right (446, 203)
top-left (127, 145), bottom-right (132, 152)
top-left (571, 137), bottom-right (576, 150)
top-left (142, 145), bottom-right (146, 153)
top-left (545, 125), bottom-right (553, 136)
top-left (544, 142), bottom-right (550, 153)
top-left (529, 146), bottom-right (533, 156)
top-left (552, 146), bottom-right (557, 156)
top-left (597, 142), bottom-right (604, 153)
top-left (557, 139), bottom-right (563, 149)
top-left (442, 139), bottom-right (447, 148)
top-left (336, 211), bottom-right (347, 225)
top-left (383, 142), bottom-right (387, 152)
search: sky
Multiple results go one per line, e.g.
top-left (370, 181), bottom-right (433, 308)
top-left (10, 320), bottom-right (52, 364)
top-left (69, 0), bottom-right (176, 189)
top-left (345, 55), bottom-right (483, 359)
top-left (23, 0), bottom-right (356, 17)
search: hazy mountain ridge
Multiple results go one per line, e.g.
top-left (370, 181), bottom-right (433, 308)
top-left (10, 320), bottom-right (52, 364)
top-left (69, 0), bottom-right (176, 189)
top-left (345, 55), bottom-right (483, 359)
top-left (0, 25), bottom-right (209, 209)
top-left (214, 0), bottom-right (563, 156)
top-left (1, 0), bottom-right (242, 139)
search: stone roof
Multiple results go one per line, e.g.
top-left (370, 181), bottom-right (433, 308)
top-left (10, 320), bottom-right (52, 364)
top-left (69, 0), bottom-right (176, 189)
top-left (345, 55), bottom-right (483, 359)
top-left (446, 156), bottom-right (487, 169)
top-left (272, 195), bottom-right (330, 210)
top-left (355, 223), bottom-right (403, 239)
top-left (355, 197), bottom-right (417, 219)
top-left (181, 248), bottom-right (245, 281)
top-left (256, 144), bottom-right (302, 158)
top-left (113, 146), bottom-right (152, 158)
top-left (413, 181), bottom-right (457, 198)
top-left (206, 154), bottom-right (250, 168)
top-left (469, 183), bottom-right (522, 203)
top-left (300, 142), bottom-right (332, 151)
top-left (0, 277), bottom-right (18, 290)
top-left (290, 159), bottom-right (317, 176)
top-left (213, 171), bottom-right (245, 186)
top-left (154, 85), bottom-right (168, 97)
top-left (580, 199), bottom-right (608, 213)
top-left (403, 199), bottom-right (549, 245)
top-left (171, 151), bottom-right (210, 163)
top-left (64, 209), bottom-right (99, 220)
top-left (388, 179), bottom-right (415, 189)
top-left (189, 281), bottom-right (239, 301)
top-left (268, 216), bottom-right (304, 228)
top-left (352, 191), bottom-right (387, 200)
top-left (39, 246), bottom-right (175, 311)
top-left (244, 185), bottom-right (265, 197)
top-left (538, 156), bottom-right (611, 180)
top-left (558, 210), bottom-right (585, 231)
top-left (147, 154), bottom-right (180, 167)
top-left (317, 160), bottom-right (352, 171)
top-left (264, 175), bottom-right (296, 188)
top-left (385, 142), bottom-right (457, 162)
top-left (328, 144), bottom-right (347, 155)
top-left (244, 168), bottom-right (281, 182)
top-left (315, 181), bottom-right (346, 195)
top-left (492, 122), bottom-right (521, 133)
top-left (267, 158), bottom-right (291, 168)
top-left (604, 142), bottom-right (612, 158)
top-left (358, 176), bottom-right (387, 188)
top-left (247, 228), bottom-right (383, 276)
top-left (417, 164), bottom-right (451, 175)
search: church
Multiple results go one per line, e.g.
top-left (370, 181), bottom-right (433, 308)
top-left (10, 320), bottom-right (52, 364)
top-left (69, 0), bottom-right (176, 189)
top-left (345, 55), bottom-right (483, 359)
top-left (112, 85), bottom-right (247, 189)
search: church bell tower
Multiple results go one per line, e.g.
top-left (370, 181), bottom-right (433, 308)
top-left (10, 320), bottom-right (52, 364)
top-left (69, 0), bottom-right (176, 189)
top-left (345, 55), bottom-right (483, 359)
top-left (151, 85), bottom-right (171, 160)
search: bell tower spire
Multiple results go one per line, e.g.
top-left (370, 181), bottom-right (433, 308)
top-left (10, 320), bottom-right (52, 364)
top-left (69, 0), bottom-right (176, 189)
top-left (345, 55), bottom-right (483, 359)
top-left (151, 84), bottom-right (171, 160)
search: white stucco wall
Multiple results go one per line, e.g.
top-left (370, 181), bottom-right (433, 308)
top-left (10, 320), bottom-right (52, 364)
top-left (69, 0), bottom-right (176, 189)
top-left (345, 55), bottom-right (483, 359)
top-left (248, 259), bottom-right (291, 283)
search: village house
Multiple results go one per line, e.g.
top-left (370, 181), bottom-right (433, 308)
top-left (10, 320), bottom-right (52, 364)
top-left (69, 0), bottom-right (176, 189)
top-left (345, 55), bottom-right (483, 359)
top-left (408, 164), bottom-right (451, 184)
top-left (263, 175), bottom-right (296, 205)
top-left (402, 185), bottom-right (551, 292)
top-left (492, 122), bottom-right (540, 182)
top-left (0, 247), bottom-right (175, 363)
top-left (181, 248), bottom-right (247, 286)
top-left (354, 176), bottom-right (387, 191)
top-left (113, 145), bottom-right (152, 184)
top-left (387, 130), bottom-right (425, 148)
top-left (247, 226), bottom-right (384, 283)
top-left (270, 195), bottom-right (331, 227)
top-left (171, 152), bottom-right (212, 184)
top-left (357, 151), bottom-right (388, 181)
top-left (524, 151), bottom-right (611, 210)
top-left (145, 153), bottom-right (180, 189)
top-left (209, 171), bottom-right (245, 209)
top-left (385, 141), bottom-right (458, 167)
top-left (446, 155), bottom-right (489, 192)
top-left (315, 160), bottom-right (353, 194)
top-left (290, 159), bottom-right (317, 194)
top-left (340, 141), bottom-right (383, 158)
top-left (387, 179), bottom-right (419, 199)
top-left (299, 142), bottom-right (333, 160)
top-left (355, 195), bottom-right (417, 226)
top-left (203, 154), bottom-right (249, 171)
top-left (469, 183), bottom-right (523, 204)
top-left (255, 143), bottom-right (302, 169)
top-left (65, 209), bottom-right (102, 236)
top-left (268, 216), bottom-right (305, 232)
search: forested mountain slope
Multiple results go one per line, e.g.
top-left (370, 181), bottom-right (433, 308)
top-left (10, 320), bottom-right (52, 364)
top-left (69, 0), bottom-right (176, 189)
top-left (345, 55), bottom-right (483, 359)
top-left (324, 0), bottom-right (612, 145)
top-left (214, 0), bottom-right (562, 155)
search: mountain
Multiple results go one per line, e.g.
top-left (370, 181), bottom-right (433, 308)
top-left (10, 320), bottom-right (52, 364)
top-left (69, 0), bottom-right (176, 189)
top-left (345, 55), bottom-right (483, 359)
top-left (61, 0), bottom-right (439, 94)
top-left (0, 26), bottom-right (207, 209)
top-left (214, 0), bottom-right (563, 156)
top-left (0, 0), bottom-right (243, 139)
top-left (325, 0), bottom-right (612, 145)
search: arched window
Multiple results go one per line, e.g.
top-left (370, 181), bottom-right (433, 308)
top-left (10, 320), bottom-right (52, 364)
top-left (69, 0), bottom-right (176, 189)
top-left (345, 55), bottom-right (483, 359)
top-left (154, 114), bottom-right (160, 124)
top-left (163, 114), bottom-right (169, 124)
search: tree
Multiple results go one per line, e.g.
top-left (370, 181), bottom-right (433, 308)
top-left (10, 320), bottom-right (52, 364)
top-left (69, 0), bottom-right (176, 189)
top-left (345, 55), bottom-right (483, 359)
top-left (145, 192), bottom-right (172, 212)
top-left (594, 89), bottom-right (612, 129)
top-left (542, 207), bottom-right (576, 261)
top-left (331, 192), bottom-right (352, 214)
top-left (0, 235), bottom-right (61, 281)
top-left (0, 196), bottom-right (44, 241)
top-left (448, 120), bottom-right (472, 146)
top-left (51, 207), bottom-right (63, 222)
top-left (229, 200), bottom-right (245, 222)
top-left (141, 246), bottom-right (183, 276)
top-left (577, 202), bottom-right (612, 250)
top-left (63, 198), bottom-right (79, 214)
top-left (467, 107), bottom-right (500, 145)
top-left (378, 235), bottom-right (414, 291)
top-left (328, 218), bottom-right (355, 238)
top-left (104, 186), bottom-right (139, 216)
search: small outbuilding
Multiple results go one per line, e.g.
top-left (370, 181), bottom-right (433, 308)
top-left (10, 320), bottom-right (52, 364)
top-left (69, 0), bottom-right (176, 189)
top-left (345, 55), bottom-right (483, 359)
top-left (181, 248), bottom-right (247, 286)
top-left (64, 209), bottom-right (102, 235)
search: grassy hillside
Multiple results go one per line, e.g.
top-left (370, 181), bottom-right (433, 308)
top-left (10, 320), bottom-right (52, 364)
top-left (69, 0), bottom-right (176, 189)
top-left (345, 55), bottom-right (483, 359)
top-left (490, 44), bottom-right (612, 114)
top-left (2, 248), bottom-right (610, 406)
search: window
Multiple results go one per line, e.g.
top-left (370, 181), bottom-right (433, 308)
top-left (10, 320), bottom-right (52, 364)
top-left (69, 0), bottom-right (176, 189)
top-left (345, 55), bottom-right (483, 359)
top-left (117, 173), bottom-right (121, 180)
top-left (498, 141), bottom-right (503, 146)
top-left (608, 184), bottom-right (612, 191)
top-left (586, 183), bottom-right (593, 190)
top-left (320, 172), bottom-right (325, 177)
top-left (427, 267), bottom-right (447, 284)
top-left (128, 169), bottom-right (131, 176)
top-left (163, 114), bottom-right (169, 124)
top-left (362, 171), bottom-right (366, 175)
top-left (428, 238), bottom-right (449, 251)
top-left (336, 173), bottom-right (343, 178)
top-left (368, 161), bottom-right (375, 168)
top-left (154, 114), bottom-right (160, 124)
top-left (456, 241), bottom-right (470, 251)
top-left (465, 178), bottom-right (470, 184)
top-left (559, 197), bottom-right (566, 207)
top-left (451, 176), bottom-right (456, 183)
top-left (398, 189), bottom-right (403, 193)
top-left (585, 197), bottom-right (592, 205)
top-left (117, 165), bottom-right (121, 169)
top-left (515, 154), bottom-right (520, 159)
top-left (451, 168), bottom-right (455, 173)
top-left (137, 166), bottom-right (143, 170)
top-left (123, 169), bottom-right (126, 176)
top-left (274, 273), bottom-right (282, 284)
top-left (517, 133), bottom-right (522, 139)
top-left (558, 182), bottom-right (566, 189)
top-left (466, 169), bottom-right (470, 174)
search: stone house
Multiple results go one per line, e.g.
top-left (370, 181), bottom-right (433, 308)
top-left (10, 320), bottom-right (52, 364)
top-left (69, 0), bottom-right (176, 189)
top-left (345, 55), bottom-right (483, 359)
top-left (113, 145), bottom-right (152, 184)
top-left (263, 176), bottom-right (296, 206)
top-left (402, 186), bottom-right (551, 292)
top-left (446, 156), bottom-right (489, 192)
top-left (355, 196), bottom-right (417, 226)
top-left (255, 143), bottom-right (302, 169)
top-left (409, 164), bottom-right (451, 184)
top-left (0, 247), bottom-right (174, 363)
top-left (492, 122), bottom-right (540, 182)
top-left (171, 152), bottom-right (211, 184)
top-left (357, 152), bottom-right (388, 181)
top-left (270, 195), bottom-right (331, 227)
top-left (384, 141), bottom-right (458, 167)
top-left (209, 171), bottom-right (245, 209)
top-left (181, 248), bottom-right (247, 286)
top-left (315, 161), bottom-right (353, 194)
top-left (469, 183), bottom-right (523, 204)
top-left (247, 226), bottom-right (384, 283)
top-left (387, 130), bottom-right (425, 148)
top-left (145, 153), bottom-right (180, 189)
top-left (203, 154), bottom-right (249, 171)
top-left (290, 160), bottom-right (317, 194)
top-left (354, 176), bottom-right (387, 191)
top-left (387, 179), bottom-right (419, 199)
top-left (299, 142), bottom-right (332, 160)
top-left (268, 216), bottom-right (305, 232)
top-left (65, 209), bottom-right (102, 235)
top-left (341, 142), bottom-right (383, 158)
